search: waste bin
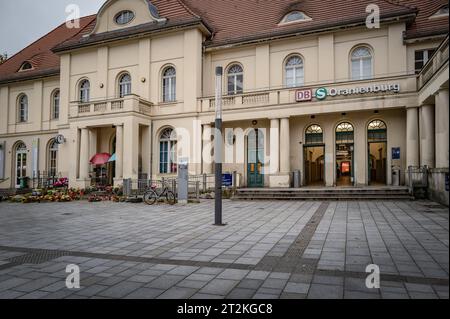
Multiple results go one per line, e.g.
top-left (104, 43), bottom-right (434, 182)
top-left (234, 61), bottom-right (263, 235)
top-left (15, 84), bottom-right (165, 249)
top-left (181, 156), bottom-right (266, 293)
top-left (19, 176), bottom-right (29, 189)
top-left (392, 168), bottom-right (400, 186)
top-left (293, 170), bottom-right (301, 188)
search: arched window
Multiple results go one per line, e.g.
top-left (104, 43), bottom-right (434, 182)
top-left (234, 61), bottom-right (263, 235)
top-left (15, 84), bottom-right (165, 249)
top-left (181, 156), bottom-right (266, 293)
top-left (285, 56), bottom-right (304, 87)
top-left (15, 142), bottom-right (27, 188)
top-left (227, 64), bottom-right (243, 95)
top-left (336, 122), bottom-right (354, 144)
top-left (305, 124), bottom-right (323, 144)
top-left (162, 67), bottom-right (176, 102)
top-left (159, 128), bottom-right (177, 174)
top-left (368, 120), bottom-right (387, 142)
top-left (118, 73), bottom-right (131, 98)
top-left (52, 90), bottom-right (60, 119)
top-left (351, 46), bottom-right (372, 80)
top-left (280, 11), bottom-right (312, 24)
top-left (48, 139), bottom-right (58, 177)
top-left (19, 61), bottom-right (33, 72)
top-left (18, 94), bottom-right (28, 123)
top-left (79, 79), bottom-right (90, 103)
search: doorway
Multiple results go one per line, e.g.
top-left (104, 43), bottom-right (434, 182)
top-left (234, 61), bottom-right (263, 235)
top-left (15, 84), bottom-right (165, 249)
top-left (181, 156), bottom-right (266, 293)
top-left (367, 120), bottom-right (387, 185)
top-left (15, 142), bottom-right (27, 188)
top-left (335, 122), bottom-right (354, 186)
top-left (247, 128), bottom-right (264, 187)
top-left (304, 124), bottom-right (325, 186)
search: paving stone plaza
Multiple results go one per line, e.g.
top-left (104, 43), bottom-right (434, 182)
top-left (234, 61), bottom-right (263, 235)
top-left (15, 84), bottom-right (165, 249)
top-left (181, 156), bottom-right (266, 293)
top-left (0, 200), bottom-right (448, 299)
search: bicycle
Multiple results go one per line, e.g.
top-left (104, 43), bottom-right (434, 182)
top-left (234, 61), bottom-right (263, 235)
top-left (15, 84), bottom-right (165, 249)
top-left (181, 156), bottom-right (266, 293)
top-left (143, 181), bottom-right (177, 205)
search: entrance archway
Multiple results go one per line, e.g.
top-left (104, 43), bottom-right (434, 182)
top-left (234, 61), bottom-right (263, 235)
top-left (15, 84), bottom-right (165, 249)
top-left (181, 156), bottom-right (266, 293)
top-left (367, 120), bottom-right (387, 185)
top-left (247, 128), bottom-right (264, 187)
top-left (335, 122), bottom-right (354, 186)
top-left (304, 124), bottom-right (325, 186)
top-left (14, 142), bottom-right (27, 188)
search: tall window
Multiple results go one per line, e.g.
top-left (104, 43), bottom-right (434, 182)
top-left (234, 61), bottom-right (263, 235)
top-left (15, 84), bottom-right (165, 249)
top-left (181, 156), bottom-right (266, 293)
top-left (351, 47), bottom-right (372, 80)
top-left (18, 94), bottom-right (28, 123)
top-left (118, 73), bottom-right (131, 98)
top-left (48, 139), bottom-right (58, 177)
top-left (227, 64), bottom-right (243, 95)
top-left (52, 90), bottom-right (60, 119)
top-left (15, 142), bottom-right (27, 187)
top-left (79, 79), bottom-right (90, 103)
top-left (415, 49), bottom-right (436, 73)
top-left (285, 56), bottom-right (304, 87)
top-left (159, 128), bottom-right (177, 174)
top-left (162, 67), bottom-right (176, 102)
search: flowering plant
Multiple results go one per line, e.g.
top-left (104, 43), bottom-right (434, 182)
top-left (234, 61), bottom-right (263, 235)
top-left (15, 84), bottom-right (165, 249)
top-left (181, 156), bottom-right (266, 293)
top-left (53, 177), bottom-right (68, 188)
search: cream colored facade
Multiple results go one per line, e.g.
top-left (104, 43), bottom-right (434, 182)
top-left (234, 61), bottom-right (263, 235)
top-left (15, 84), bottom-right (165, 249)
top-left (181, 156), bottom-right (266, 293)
top-left (0, 0), bottom-right (448, 204)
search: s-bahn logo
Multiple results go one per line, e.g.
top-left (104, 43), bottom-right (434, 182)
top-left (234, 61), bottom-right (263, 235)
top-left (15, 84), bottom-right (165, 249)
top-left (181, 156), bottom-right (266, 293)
top-left (295, 83), bottom-right (400, 102)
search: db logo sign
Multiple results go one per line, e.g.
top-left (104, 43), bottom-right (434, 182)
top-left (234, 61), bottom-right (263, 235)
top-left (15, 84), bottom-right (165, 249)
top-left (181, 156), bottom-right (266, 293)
top-left (295, 89), bottom-right (312, 102)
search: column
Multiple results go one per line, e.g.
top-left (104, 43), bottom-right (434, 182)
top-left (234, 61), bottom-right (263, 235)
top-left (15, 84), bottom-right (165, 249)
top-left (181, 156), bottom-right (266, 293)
top-left (420, 104), bottom-right (435, 168)
top-left (79, 128), bottom-right (90, 180)
top-left (115, 124), bottom-right (123, 179)
top-left (406, 107), bottom-right (420, 167)
top-left (89, 128), bottom-right (97, 159)
top-left (123, 118), bottom-right (139, 179)
top-left (435, 88), bottom-right (449, 168)
top-left (269, 119), bottom-right (279, 174)
top-left (202, 124), bottom-right (213, 174)
top-left (280, 118), bottom-right (290, 173)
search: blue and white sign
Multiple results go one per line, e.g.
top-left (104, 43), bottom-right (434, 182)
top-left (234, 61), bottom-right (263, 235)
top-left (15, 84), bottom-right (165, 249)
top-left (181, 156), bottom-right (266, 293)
top-left (222, 173), bottom-right (233, 187)
top-left (392, 147), bottom-right (400, 160)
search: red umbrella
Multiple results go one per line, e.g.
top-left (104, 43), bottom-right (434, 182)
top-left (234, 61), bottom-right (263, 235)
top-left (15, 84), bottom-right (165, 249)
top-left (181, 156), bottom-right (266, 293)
top-left (89, 153), bottom-right (111, 165)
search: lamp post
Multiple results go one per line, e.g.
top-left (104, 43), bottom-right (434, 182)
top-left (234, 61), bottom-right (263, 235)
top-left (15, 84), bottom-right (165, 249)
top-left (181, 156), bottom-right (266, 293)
top-left (214, 66), bottom-right (225, 226)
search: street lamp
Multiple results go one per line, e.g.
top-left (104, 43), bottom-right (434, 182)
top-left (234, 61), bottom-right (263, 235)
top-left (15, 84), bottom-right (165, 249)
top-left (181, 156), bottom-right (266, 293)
top-left (214, 66), bottom-right (225, 226)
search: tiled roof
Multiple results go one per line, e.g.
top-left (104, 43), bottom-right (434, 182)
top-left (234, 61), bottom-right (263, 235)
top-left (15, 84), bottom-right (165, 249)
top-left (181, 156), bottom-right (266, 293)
top-left (0, 15), bottom-right (96, 84)
top-left (0, 0), bottom-right (448, 84)
top-left (184, 0), bottom-right (419, 47)
top-left (401, 0), bottom-right (449, 39)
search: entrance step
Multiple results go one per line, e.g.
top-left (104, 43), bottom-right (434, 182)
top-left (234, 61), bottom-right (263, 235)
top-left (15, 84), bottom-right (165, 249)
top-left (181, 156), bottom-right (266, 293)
top-left (232, 187), bottom-right (413, 201)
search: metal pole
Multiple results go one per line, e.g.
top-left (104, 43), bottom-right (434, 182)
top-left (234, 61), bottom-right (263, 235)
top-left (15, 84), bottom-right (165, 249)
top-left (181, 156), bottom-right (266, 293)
top-left (214, 66), bottom-right (225, 226)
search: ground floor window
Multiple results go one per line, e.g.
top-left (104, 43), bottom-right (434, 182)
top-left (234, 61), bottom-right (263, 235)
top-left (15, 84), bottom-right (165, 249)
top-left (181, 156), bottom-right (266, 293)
top-left (159, 128), bottom-right (177, 174)
top-left (15, 142), bottom-right (27, 188)
top-left (48, 139), bottom-right (58, 177)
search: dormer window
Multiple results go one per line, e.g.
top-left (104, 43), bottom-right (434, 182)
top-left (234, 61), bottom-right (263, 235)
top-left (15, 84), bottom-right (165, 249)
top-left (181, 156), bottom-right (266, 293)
top-left (18, 61), bottom-right (33, 72)
top-left (115, 10), bottom-right (135, 25)
top-left (430, 4), bottom-right (449, 18)
top-left (280, 11), bottom-right (312, 24)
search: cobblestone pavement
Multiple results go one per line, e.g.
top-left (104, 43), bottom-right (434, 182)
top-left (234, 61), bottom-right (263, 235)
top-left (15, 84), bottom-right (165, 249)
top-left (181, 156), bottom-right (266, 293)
top-left (0, 200), bottom-right (448, 299)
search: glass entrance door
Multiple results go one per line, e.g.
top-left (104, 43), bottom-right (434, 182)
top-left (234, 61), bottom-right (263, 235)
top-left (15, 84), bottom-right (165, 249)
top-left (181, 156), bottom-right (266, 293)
top-left (335, 122), bottom-right (354, 186)
top-left (247, 129), bottom-right (264, 187)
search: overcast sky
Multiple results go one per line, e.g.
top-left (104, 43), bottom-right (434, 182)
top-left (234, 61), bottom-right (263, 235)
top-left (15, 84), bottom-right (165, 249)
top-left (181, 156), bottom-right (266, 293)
top-left (0, 0), bottom-right (105, 57)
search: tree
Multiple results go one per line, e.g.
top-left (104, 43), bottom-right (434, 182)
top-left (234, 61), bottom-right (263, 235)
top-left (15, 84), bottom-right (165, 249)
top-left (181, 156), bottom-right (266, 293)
top-left (0, 53), bottom-right (7, 64)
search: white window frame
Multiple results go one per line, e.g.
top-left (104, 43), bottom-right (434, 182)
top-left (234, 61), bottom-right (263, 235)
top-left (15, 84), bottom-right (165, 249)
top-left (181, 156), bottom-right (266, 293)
top-left (159, 128), bottom-right (177, 174)
top-left (48, 139), bottom-right (58, 177)
top-left (227, 64), bottom-right (244, 95)
top-left (118, 73), bottom-right (132, 98)
top-left (79, 80), bottom-right (90, 103)
top-left (52, 90), bottom-right (60, 119)
top-left (162, 67), bottom-right (176, 102)
top-left (18, 94), bottom-right (28, 123)
top-left (350, 46), bottom-right (373, 80)
top-left (285, 55), bottom-right (304, 87)
top-left (414, 49), bottom-right (436, 73)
